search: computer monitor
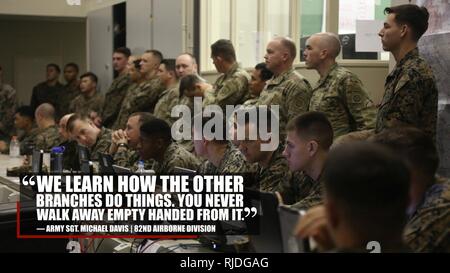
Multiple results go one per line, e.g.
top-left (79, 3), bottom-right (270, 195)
top-left (77, 145), bottom-right (90, 165)
top-left (278, 205), bottom-right (309, 253)
top-left (98, 153), bottom-right (115, 174)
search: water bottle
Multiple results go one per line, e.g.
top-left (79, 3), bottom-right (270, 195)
top-left (137, 160), bottom-right (145, 174)
top-left (9, 136), bottom-right (20, 157)
top-left (51, 146), bottom-right (65, 173)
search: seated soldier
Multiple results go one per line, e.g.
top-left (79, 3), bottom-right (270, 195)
top-left (242, 63), bottom-right (273, 106)
top-left (66, 114), bottom-right (112, 161)
top-left (371, 127), bottom-right (450, 252)
top-left (277, 111), bottom-right (333, 210)
top-left (58, 114), bottom-right (79, 171)
top-left (321, 142), bottom-right (410, 252)
top-left (9, 106), bottom-right (38, 155)
top-left (34, 103), bottom-right (61, 151)
top-left (236, 106), bottom-right (287, 192)
top-left (154, 59), bottom-right (180, 126)
top-left (194, 113), bottom-right (256, 175)
top-left (109, 112), bottom-right (155, 169)
top-left (137, 118), bottom-right (200, 173)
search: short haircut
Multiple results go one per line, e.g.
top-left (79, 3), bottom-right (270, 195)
top-left (128, 112), bottom-right (156, 125)
top-left (140, 118), bottom-right (172, 143)
top-left (275, 37), bottom-right (297, 60)
top-left (16, 106), bottom-right (34, 120)
top-left (179, 74), bottom-right (203, 97)
top-left (254, 62), bottom-right (274, 81)
top-left (160, 59), bottom-right (177, 75)
top-left (370, 127), bottom-right (439, 182)
top-left (47, 63), bottom-right (61, 73)
top-left (324, 142), bottom-right (410, 236)
top-left (80, 72), bottom-right (98, 84)
top-left (384, 4), bottom-right (429, 41)
top-left (286, 112), bottom-right (333, 150)
top-left (64, 63), bottom-right (79, 73)
top-left (66, 114), bottom-right (90, 133)
top-left (178, 52), bottom-right (197, 64)
top-left (145, 49), bottom-right (164, 64)
top-left (211, 39), bottom-right (236, 62)
top-left (114, 47), bottom-right (132, 58)
top-left (35, 103), bottom-right (55, 120)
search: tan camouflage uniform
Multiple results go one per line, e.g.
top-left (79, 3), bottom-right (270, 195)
top-left (113, 78), bottom-right (164, 130)
top-left (101, 74), bottom-right (131, 128)
top-left (404, 176), bottom-right (450, 253)
top-left (309, 64), bottom-right (376, 138)
top-left (150, 142), bottom-right (201, 174)
top-left (69, 92), bottom-right (105, 117)
top-left (375, 48), bottom-right (438, 142)
top-left (256, 68), bottom-right (312, 135)
top-left (203, 63), bottom-right (250, 110)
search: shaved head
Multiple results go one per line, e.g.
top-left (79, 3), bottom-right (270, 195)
top-left (35, 103), bottom-right (55, 120)
top-left (311, 32), bottom-right (341, 58)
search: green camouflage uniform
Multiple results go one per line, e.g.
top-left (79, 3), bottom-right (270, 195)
top-left (404, 176), bottom-right (450, 253)
top-left (69, 92), bottom-right (105, 117)
top-left (277, 171), bottom-right (324, 210)
top-left (34, 125), bottom-right (62, 151)
top-left (154, 83), bottom-right (180, 126)
top-left (0, 82), bottom-right (17, 140)
top-left (113, 78), bottom-right (164, 130)
top-left (89, 127), bottom-right (112, 161)
top-left (255, 144), bottom-right (289, 192)
top-left (58, 81), bottom-right (80, 117)
top-left (101, 74), bottom-right (131, 128)
top-left (256, 68), bottom-right (312, 135)
top-left (308, 64), bottom-right (376, 138)
top-left (199, 142), bottom-right (257, 175)
top-left (18, 127), bottom-right (39, 155)
top-left (203, 63), bottom-right (250, 110)
top-left (150, 142), bottom-right (201, 174)
top-left (113, 146), bottom-right (154, 170)
top-left (375, 48), bottom-right (438, 141)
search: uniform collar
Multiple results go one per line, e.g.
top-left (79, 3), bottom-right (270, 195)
top-left (316, 63), bottom-right (339, 88)
top-left (396, 47), bottom-right (419, 68)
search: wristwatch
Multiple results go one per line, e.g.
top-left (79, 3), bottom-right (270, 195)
top-left (118, 143), bottom-right (128, 149)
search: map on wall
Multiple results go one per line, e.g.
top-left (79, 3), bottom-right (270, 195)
top-left (416, 0), bottom-right (450, 176)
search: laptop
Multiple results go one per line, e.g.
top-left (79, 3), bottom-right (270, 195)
top-left (278, 205), bottom-right (309, 253)
top-left (77, 145), bottom-right (90, 165)
top-left (32, 149), bottom-right (43, 174)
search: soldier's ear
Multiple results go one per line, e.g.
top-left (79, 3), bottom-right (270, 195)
top-left (400, 24), bottom-right (408, 39)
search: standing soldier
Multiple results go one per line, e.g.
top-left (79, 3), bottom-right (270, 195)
top-left (305, 32), bottom-right (376, 139)
top-left (100, 47), bottom-right (132, 128)
top-left (58, 63), bottom-right (80, 118)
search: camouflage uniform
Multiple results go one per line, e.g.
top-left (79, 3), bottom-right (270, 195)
top-left (277, 171), bottom-right (324, 210)
top-left (256, 68), bottom-right (312, 135)
top-left (69, 92), bottom-right (105, 117)
top-left (0, 82), bottom-right (17, 140)
top-left (376, 48), bottom-right (438, 141)
top-left (34, 125), bottom-right (62, 151)
top-left (255, 144), bottom-right (289, 192)
top-left (308, 64), bottom-right (376, 138)
top-left (198, 142), bottom-right (257, 174)
top-left (113, 78), bottom-right (164, 130)
top-left (89, 127), bottom-right (112, 161)
top-left (30, 81), bottom-right (64, 113)
top-left (150, 142), bottom-right (201, 174)
top-left (101, 74), bottom-right (131, 128)
top-left (18, 127), bottom-right (39, 155)
top-left (203, 63), bottom-right (250, 110)
top-left (113, 146), bottom-right (154, 170)
top-left (404, 176), bottom-right (450, 253)
top-left (58, 81), bottom-right (80, 117)
top-left (154, 83), bottom-right (180, 126)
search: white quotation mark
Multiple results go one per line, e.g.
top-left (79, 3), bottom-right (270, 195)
top-left (22, 176), bottom-right (36, 186)
top-left (366, 241), bottom-right (381, 253)
top-left (243, 207), bottom-right (258, 218)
